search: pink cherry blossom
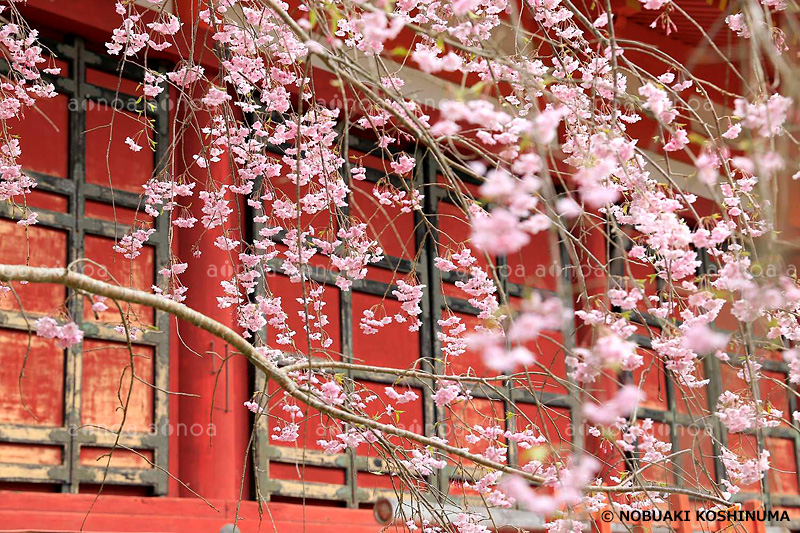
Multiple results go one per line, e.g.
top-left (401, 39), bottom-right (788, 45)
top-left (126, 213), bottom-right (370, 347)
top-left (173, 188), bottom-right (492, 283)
top-left (384, 387), bottom-right (419, 404)
top-left (470, 208), bottom-right (529, 255)
top-left (583, 385), bottom-right (642, 425)
top-left (639, 0), bottom-right (670, 9)
top-left (663, 128), bottom-right (689, 151)
top-left (243, 400), bottom-right (265, 414)
top-left (722, 123), bottom-right (742, 139)
top-left (432, 380), bottom-right (470, 407)
top-left (390, 154), bottom-right (415, 175)
top-left (202, 86), bottom-right (231, 107)
top-left (392, 280), bottom-right (425, 332)
top-left (401, 448), bottom-right (447, 476)
top-left (721, 448), bottom-right (770, 494)
top-left (35, 317), bottom-right (84, 349)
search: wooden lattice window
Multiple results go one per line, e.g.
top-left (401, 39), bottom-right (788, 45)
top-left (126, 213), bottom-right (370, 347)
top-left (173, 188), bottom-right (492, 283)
top-left (250, 134), bottom-right (578, 508)
top-left (609, 225), bottom-right (722, 493)
top-left (610, 222), bottom-right (800, 520)
top-left (0, 36), bottom-right (171, 494)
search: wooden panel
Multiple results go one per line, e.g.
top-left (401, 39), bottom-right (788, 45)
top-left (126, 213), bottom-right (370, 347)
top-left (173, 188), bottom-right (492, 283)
top-left (10, 93), bottom-right (69, 178)
top-left (79, 447), bottom-right (153, 470)
top-left (513, 404), bottom-right (572, 460)
top-left (356, 470), bottom-right (399, 492)
top-left (712, 294), bottom-right (741, 332)
top-left (352, 291), bottom-right (420, 369)
top-left (634, 347), bottom-right (669, 411)
top-left (86, 68), bottom-right (143, 96)
top-left (266, 381), bottom-right (332, 452)
top-left (80, 340), bottom-right (155, 433)
top-left (264, 446), bottom-right (345, 468)
top-left (264, 479), bottom-right (346, 501)
top-left (761, 370), bottom-right (790, 424)
top-left (0, 329), bottom-right (65, 427)
top-left (77, 483), bottom-right (150, 496)
top-left (357, 265), bottom-right (399, 285)
top-left (0, 220), bottom-right (67, 314)
top-left (85, 107), bottom-right (153, 194)
top-left (349, 178), bottom-right (416, 260)
top-left (506, 229), bottom-right (556, 290)
top-left (265, 275), bottom-right (341, 359)
top-left (766, 437), bottom-right (800, 496)
top-left (524, 331), bottom-right (567, 395)
top-left (719, 362), bottom-right (748, 394)
top-left (85, 201), bottom-right (152, 227)
top-left (357, 380), bottom-right (424, 456)
top-left (83, 235), bottom-right (155, 326)
top-left (270, 463), bottom-right (346, 486)
top-left (444, 315), bottom-right (564, 382)
top-left (444, 311), bottom-right (490, 376)
top-left (676, 425), bottom-right (716, 489)
top-left (0, 443), bottom-right (62, 466)
top-left (0, 482), bottom-right (60, 492)
top-left (25, 190), bottom-right (69, 213)
top-left (0, 38), bottom-right (170, 493)
top-left (445, 397), bottom-right (505, 467)
top-left (436, 184), bottom-right (493, 274)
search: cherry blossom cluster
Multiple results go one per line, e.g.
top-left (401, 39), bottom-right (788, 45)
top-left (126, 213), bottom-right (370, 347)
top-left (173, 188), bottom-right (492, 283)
top-left (0, 7), bottom-right (58, 211)
top-left (34, 317), bottom-right (84, 349)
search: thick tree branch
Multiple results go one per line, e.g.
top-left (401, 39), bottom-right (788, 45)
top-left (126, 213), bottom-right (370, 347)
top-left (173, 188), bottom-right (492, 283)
top-left (0, 264), bottom-right (734, 507)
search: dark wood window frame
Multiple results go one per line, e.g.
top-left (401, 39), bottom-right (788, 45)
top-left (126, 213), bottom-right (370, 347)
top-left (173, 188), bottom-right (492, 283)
top-left (249, 133), bottom-right (579, 508)
top-left (0, 36), bottom-right (171, 495)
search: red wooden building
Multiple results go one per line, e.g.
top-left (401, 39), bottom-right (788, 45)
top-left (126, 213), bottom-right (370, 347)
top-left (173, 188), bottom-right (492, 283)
top-left (0, 0), bottom-right (798, 532)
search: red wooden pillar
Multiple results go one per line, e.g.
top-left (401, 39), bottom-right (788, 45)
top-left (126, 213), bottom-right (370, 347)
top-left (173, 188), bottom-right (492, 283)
top-left (175, 0), bottom-right (209, 27)
top-left (168, 221), bottom-right (183, 496)
top-left (175, 90), bottom-right (250, 500)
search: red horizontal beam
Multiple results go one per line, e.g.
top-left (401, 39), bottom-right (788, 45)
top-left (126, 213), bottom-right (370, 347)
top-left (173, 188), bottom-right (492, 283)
top-left (0, 490), bottom-right (380, 533)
